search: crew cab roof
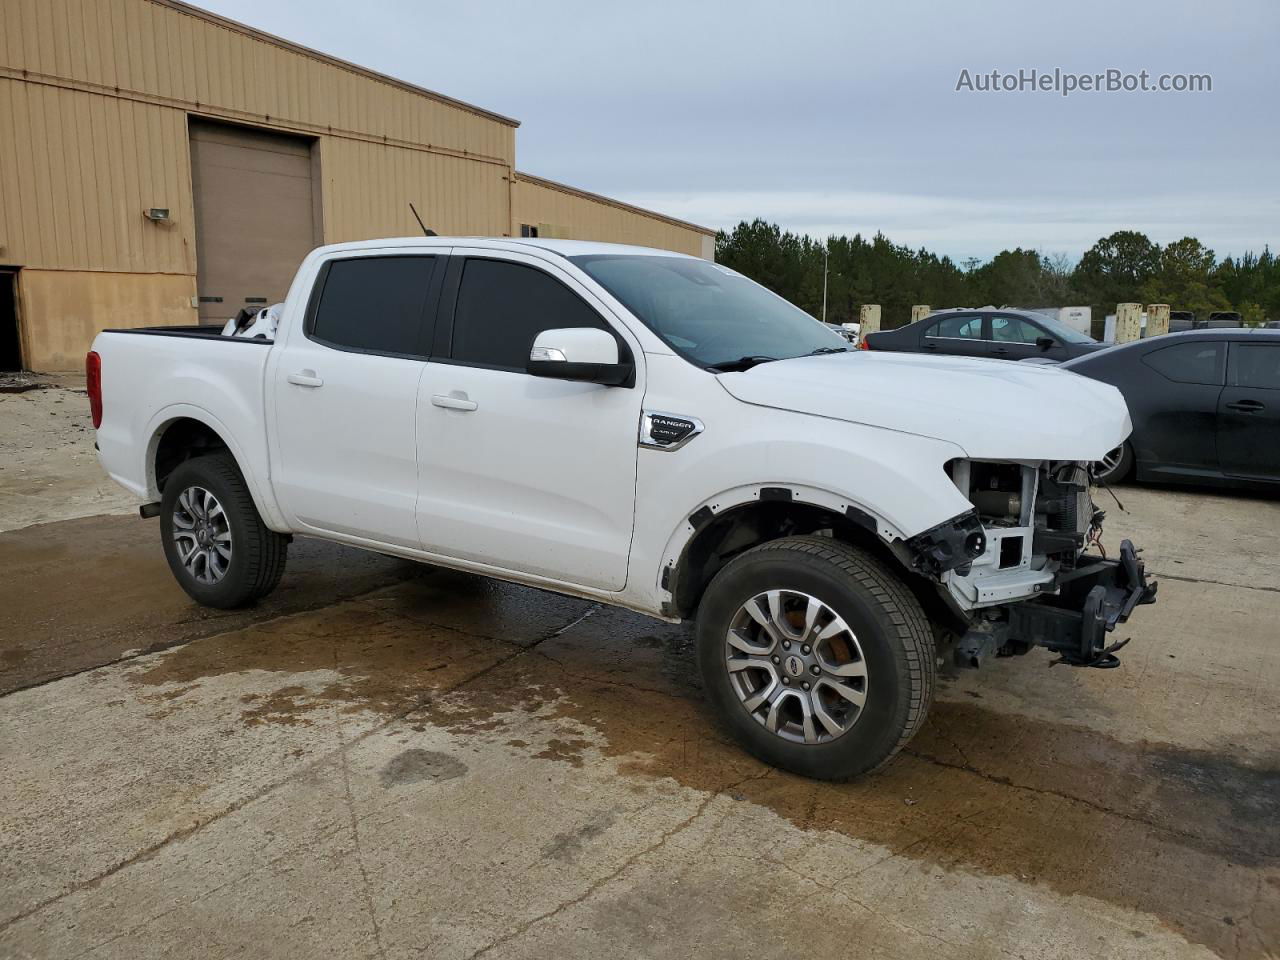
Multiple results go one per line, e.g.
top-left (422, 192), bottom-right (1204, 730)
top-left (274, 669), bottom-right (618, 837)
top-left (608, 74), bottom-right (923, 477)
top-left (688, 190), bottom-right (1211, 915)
top-left (308, 236), bottom-right (700, 260)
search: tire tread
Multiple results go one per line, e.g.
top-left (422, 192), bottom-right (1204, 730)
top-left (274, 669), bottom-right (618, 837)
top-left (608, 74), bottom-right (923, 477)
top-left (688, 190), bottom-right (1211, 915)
top-left (164, 453), bottom-right (288, 608)
top-left (701, 534), bottom-right (936, 778)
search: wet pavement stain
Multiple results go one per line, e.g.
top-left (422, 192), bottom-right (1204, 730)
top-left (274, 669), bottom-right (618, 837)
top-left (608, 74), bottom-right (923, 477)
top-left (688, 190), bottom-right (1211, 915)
top-left (112, 580), bottom-right (1277, 959)
top-left (533, 737), bottom-right (593, 768)
top-left (123, 597), bottom-right (525, 718)
top-left (379, 748), bottom-right (467, 787)
top-left (420, 619), bottom-right (1279, 960)
top-left (542, 810), bottom-right (616, 861)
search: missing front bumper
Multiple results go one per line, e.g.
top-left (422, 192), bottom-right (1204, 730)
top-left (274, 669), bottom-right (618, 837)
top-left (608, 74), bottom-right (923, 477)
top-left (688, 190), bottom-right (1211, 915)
top-left (1006, 539), bottom-right (1158, 666)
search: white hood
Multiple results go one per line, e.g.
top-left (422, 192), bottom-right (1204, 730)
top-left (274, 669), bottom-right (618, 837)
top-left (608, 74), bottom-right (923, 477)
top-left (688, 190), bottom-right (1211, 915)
top-left (717, 351), bottom-right (1130, 461)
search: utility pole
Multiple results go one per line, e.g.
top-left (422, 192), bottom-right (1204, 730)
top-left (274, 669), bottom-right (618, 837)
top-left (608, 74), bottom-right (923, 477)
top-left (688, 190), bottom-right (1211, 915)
top-left (822, 244), bottom-right (829, 323)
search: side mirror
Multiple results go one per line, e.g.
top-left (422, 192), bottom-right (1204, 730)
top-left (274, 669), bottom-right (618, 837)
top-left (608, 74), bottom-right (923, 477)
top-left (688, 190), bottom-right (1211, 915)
top-left (527, 328), bottom-right (633, 387)
top-left (1035, 336), bottom-right (1055, 351)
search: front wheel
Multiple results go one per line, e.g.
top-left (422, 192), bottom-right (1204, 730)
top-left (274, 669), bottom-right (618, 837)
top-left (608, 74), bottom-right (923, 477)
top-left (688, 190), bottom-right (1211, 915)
top-left (160, 453), bottom-right (288, 609)
top-left (696, 536), bottom-right (935, 780)
top-left (1091, 441), bottom-right (1134, 485)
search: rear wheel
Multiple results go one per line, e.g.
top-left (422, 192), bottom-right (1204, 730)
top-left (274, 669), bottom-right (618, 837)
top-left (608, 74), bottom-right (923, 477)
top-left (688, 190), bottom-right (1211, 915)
top-left (160, 453), bottom-right (288, 608)
top-left (696, 536), bottom-right (935, 780)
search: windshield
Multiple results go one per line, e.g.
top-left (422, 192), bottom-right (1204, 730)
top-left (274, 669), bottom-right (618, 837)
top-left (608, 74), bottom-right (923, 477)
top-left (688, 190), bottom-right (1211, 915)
top-left (1028, 312), bottom-right (1095, 344)
top-left (571, 255), bottom-right (849, 369)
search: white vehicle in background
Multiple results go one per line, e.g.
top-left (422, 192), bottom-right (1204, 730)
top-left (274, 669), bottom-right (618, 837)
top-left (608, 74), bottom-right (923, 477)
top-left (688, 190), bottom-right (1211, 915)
top-left (87, 238), bottom-right (1156, 780)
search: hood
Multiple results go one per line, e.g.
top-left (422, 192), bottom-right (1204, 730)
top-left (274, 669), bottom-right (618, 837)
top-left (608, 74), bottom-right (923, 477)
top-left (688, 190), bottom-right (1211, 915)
top-left (717, 351), bottom-right (1130, 461)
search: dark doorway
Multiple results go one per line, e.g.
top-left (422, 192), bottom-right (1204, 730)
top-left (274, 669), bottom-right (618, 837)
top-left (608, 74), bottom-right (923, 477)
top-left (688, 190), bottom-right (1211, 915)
top-left (0, 270), bottom-right (21, 371)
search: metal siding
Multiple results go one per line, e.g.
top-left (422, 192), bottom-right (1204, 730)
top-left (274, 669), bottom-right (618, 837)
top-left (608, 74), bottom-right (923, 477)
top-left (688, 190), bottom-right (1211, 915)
top-left (319, 138), bottom-right (511, 242)
top-left (0, 78), bottom-right (196, 273)
top-left (0, 0), bottom-right (518, 273)
top-left (513, 177), bottom-right (713, 258)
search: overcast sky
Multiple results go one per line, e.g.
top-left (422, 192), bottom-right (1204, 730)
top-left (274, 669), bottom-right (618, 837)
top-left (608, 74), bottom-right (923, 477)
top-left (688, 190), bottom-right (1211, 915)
top-left (199, 0), bottom-right (1278, 263)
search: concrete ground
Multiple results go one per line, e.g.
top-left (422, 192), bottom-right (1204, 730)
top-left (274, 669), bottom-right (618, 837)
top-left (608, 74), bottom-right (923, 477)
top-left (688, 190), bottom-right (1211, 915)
top-left (1, 382), bottom-right (1277, 960)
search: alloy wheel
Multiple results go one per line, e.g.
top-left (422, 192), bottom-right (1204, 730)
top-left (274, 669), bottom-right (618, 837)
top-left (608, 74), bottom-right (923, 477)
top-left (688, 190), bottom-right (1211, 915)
top-left (725, 589), bottom-right (869, 745)
top-left (171, 485), bottom-right (233, 584)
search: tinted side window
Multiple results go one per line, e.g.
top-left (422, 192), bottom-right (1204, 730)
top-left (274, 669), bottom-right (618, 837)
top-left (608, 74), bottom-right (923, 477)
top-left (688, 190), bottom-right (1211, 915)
top-left (1230, 343), bottom-right (1280, 390)
top-left (990, 315), bottom-right (1044, 344)
top-left (451, 259), bottom-right (606, 370)
top-left (928, 315), bottom-right (982, 339)
top-left (1141, 341), bottom-right (1224, 385)
top-left (311, 257), bottom-right (435, 355)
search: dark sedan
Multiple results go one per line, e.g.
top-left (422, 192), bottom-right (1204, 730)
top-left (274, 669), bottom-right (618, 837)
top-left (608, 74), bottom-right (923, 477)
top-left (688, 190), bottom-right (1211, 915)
top-left (863, 308), bottom-right (1108, 362)
top-left (1063, 329), bottom-right (1280, 490)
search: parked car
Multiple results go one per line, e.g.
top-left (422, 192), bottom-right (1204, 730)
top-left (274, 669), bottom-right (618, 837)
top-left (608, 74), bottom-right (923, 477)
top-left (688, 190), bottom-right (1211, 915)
top-left (862, 308), bottom-right (1108, 362)
top-left (1063, 329), bottom-right (1280, 490)
top-left (87, 238), bottom-right (1156, 780)
top-left (1205, 312), bottom-right (1243, 328)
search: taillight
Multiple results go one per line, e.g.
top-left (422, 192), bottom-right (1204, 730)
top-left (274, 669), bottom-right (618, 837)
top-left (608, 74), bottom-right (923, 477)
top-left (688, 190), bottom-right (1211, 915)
top-left (86, 350), bottom-right (103, 428)
top-left (857, 337), bottom-right (871, 350)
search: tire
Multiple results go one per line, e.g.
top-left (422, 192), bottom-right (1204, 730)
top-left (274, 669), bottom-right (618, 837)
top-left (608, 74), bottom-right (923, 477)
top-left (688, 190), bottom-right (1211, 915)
top-left (696, 536), bottom-right (935, 780)
top-left (160, 453), bottom-right (288, 609)
top-left (1091, 441), bottom-right (1134, 485)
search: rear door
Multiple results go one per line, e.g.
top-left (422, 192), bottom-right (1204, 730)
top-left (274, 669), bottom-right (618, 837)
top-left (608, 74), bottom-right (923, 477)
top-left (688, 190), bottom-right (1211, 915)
top-left (1138, 339), bottom-right (1225, 475)
top-left (920, 313), bottom-right (988, 358)
top-left (1218, 341), bottom-right (1280, 479)
top-left (415, 250), bottom-right (643, 590)
top-left (270, 253), bottom-right (443, 547)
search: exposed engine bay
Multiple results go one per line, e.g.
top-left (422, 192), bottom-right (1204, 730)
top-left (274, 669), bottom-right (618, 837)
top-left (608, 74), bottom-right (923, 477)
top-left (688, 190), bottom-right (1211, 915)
top-left (933, 459), bottom-right (1156, 669)
top-left (945, 459), bottom-right (1102, 608)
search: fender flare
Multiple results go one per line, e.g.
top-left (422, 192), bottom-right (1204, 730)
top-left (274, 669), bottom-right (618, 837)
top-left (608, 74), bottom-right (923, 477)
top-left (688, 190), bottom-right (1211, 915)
top-left (143, 403), bottom-right (289, 532)
top-left (654, 482), bottom-right (909, 599)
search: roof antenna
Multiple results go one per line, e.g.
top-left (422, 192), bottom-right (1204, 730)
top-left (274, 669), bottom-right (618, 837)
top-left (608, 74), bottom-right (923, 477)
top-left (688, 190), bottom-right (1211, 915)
top-left (409, 202), bottom-right (436, 237)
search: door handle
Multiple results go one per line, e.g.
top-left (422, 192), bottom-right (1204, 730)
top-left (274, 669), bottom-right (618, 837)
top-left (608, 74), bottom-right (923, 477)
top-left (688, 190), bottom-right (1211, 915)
top-left (431, 394), bottom-right (478, 412)
top-left (287, 371), bottom-right (324, 388)
top-left (991, 347), bottom-right (1009, 355)
top-left (923, 342), bottom-right (938, 350)
top-left (1226, 399), bottom-right (1265, 412)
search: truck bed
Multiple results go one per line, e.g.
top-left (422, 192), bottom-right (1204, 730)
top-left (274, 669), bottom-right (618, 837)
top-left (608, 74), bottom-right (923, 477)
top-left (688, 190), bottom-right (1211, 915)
top-left (91, 325), bottom-right (275, 504)
top-left (102, 324), bottom-right (273, 344)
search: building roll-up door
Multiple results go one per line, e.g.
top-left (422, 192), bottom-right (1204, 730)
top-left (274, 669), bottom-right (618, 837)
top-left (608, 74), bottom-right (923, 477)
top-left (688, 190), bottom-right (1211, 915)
top-left (189, 120), bottom-right (318, 323)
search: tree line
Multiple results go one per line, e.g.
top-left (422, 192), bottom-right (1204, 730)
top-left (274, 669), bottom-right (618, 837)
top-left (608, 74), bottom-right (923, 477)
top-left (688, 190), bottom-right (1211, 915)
top-left (714, 220), bottom-right (1280, 330)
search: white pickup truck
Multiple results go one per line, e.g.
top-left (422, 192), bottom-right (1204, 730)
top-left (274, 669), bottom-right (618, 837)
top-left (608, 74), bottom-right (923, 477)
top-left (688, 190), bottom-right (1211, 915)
top-left (88, 237), bottom-right (1156, 779)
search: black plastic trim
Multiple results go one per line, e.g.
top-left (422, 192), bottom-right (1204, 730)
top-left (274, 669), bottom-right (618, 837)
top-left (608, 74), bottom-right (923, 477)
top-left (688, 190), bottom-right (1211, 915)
top-left (689, 506), bottom-right (715, 530)
top-left (1007, 539), bottom-right (1157, 666)
top-left (102, 327), bottom-right (272, 345)
top-left (760, 487), bottom-right (792, 502)
top-left (904, 509), bottom-right (986, 576)
top-left (527, 359), bottom-right (634, 386)
top-left (843, 504), bottom-right (877, 532)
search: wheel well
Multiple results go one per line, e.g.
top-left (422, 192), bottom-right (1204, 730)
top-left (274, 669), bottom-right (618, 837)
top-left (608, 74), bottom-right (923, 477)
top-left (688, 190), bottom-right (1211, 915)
top-left (667, 500), bottom-right (965, 635)
top-left (153, 418), bottom-right (230, 493)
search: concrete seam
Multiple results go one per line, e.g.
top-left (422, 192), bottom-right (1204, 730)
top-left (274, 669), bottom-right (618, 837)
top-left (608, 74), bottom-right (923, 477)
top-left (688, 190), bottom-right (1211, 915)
top-left (0, 601), bottom-right (602, 934)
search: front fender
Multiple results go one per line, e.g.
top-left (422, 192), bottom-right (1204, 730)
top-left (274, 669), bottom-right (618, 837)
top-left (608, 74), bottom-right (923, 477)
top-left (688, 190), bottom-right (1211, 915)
top-left (625, 411), bottom-right (973, 611)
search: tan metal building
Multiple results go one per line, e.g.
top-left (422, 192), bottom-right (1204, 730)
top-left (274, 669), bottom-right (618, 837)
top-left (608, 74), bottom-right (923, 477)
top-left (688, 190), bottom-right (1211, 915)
top-left (513, 174), bottom-right (714, 260)
top-left (0, 0), bottom-right (715, 371)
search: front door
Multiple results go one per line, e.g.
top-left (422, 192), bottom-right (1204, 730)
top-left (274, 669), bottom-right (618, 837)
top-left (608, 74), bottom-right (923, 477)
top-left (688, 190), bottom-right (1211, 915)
top-left (415, 251), bottom-right (642, 590)
top-left (1218, 341), bottom-right (1280, 480)
top-left (988, 313), bottom-right (1062, 361)
top-left (271, 254), bottom-right (440, 546)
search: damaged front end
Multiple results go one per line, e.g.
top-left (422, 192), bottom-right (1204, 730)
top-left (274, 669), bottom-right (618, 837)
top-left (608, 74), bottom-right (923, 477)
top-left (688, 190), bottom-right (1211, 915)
top-left (914, 460), bottom-right (1157, 669)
